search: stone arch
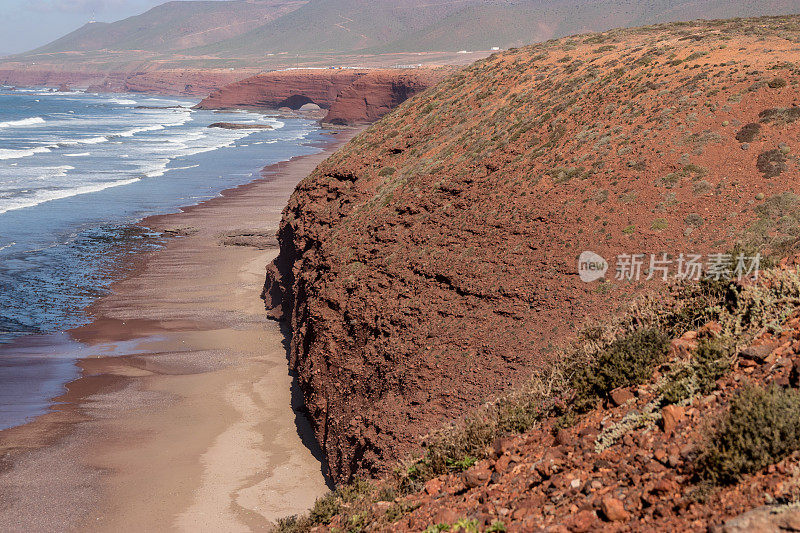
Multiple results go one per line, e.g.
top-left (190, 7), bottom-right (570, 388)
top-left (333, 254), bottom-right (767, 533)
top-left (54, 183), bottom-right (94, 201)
top-left (278, 94), bottom-right (317, 110)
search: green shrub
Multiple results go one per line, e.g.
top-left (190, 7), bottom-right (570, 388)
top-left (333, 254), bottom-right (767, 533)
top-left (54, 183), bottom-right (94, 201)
top-left (759, 107), bottom-right (800, 125)
top-left (653, 278), bottom-right (739, 337)
top-left (659, 338), bottom-right (733, 405)
top-left (651, 218), bottom-right (668, 231)
top-left (735, 123), bottom-right (761, 143)
top-left (692, 340), bottom-right (734, 394)
top-left (768, 77), bottom-right (788, 88)
top-left (378, 166), bottom-right (397, 177)
top-left (685, 213), bottom-right (705, 228)
top-left (274, 479), bottom-right (373, 532)
top-left (756, 149), bottom-right (787, 178)
top-left (573, 328), bottom-right (670, 406)
top-left (697, 384), bottom-right (800, 484)
top-left (445, 455), bottom-right (477, 472)
top-left (308, 492), bottom-right (340, 526)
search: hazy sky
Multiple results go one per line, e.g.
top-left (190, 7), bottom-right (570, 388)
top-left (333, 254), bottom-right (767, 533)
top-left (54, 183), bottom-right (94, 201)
top-left (0, 0), bottom-right (227, 56)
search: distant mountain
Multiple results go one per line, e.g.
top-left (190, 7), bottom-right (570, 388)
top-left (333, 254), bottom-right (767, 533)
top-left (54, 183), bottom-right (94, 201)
top-left (370, 0), bottom-right (800, 52)
top-left (186, 0), bottom-right (487, 56)
top-left (25, 1), bottom-right (307, 55)
top-left (5, 0), bottom-right (800, 69)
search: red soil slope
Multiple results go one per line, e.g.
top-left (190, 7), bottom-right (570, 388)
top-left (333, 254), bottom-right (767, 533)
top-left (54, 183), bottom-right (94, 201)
top-left (264, 16), bottom-right (800, 484)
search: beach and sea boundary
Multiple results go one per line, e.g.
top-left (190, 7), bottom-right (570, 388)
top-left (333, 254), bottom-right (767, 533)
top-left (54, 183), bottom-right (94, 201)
top-left (0, 128), bottom-right (361, 531)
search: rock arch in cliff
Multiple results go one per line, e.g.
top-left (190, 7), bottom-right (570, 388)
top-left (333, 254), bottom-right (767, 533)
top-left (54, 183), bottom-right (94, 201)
top-left (278, 94), bottom-right (319, 110)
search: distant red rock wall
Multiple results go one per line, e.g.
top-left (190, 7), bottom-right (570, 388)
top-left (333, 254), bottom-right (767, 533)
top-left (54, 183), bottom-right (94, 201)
top-left (323, 70), bottom-right (448, 125)
top-left (196, 68), bottom-right (451, 124)
top-left (0, 68), bottom-right (256, 97)
top-left (0, 69), bottom-right (115, 90)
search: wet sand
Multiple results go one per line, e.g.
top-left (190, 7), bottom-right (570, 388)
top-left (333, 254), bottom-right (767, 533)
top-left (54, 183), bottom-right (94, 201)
top-left (0, 128), bottom-right (360, 532)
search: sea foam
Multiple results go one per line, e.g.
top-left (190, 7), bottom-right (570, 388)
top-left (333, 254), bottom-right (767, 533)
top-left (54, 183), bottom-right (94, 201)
top-left (0, 117), bottom-right (45, 128)
top-left (0, 146), bottom-right (51, 160)
top-left (0, 178), bottom-right (141, 215)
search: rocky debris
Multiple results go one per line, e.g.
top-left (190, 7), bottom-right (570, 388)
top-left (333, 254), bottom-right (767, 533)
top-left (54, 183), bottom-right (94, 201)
top-left (741, 343), bottom-right (782, 364)
top-left (609, 387), bottom-right (635, 407)
top-left (207, 122), bottom-right (272, 130)
top-left (661, 404), bottom-right (685, 435)
top-left (600, 496), bottom-right (629, 522)
top-left (463, 464), bottom-right (491, 488)
top-left (312, 313), bottom-right (800, 531)
top-left (160, 226), bottom-right (198, 237)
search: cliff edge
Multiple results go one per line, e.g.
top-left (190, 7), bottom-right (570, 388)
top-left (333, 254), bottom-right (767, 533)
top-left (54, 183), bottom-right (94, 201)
top-left (265, 15), bottom-right (800, 486)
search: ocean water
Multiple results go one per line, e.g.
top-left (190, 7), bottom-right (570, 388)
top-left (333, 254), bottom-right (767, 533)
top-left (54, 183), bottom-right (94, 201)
top-left (0, 88), bottom-right (327, 429)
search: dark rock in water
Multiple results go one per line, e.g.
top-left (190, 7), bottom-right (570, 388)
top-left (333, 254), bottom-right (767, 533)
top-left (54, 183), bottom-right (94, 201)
top-left (208, 122), bottom-right (272, 130)
top-left (135, 105), bottom-right (187, 110)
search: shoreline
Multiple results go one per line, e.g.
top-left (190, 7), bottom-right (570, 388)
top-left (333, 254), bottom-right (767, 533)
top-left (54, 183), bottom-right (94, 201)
top-left (0, 127), bottom-right (361, 531)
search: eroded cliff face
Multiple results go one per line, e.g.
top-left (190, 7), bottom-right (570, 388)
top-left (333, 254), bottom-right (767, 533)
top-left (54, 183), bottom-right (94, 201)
top-left (196, 70), bottom-right (365, 110)
top-left (265, 17), bottom-right (800, 483)
top-left (323, 70), bottom-right (448, 125)
top-left (196, 68), bottom-right (450, 124)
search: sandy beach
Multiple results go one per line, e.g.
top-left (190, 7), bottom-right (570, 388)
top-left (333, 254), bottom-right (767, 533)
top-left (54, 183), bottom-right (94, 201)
top-left (0, 128), bottom-right (360, 532)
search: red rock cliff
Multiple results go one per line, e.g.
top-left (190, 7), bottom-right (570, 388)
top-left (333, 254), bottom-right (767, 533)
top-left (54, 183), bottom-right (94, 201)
top-left (0, 68), bottom-right (256, 97)
top-left (323, 69), bottom-right (448, 125)
top-left (196, 70), bottom-right (365, 110)
top-left (196, 68), bottom-right (450, 124)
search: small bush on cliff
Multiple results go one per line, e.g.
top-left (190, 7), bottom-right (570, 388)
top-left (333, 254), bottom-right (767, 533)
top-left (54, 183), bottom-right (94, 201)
top-left (659, 338), bottom-right (734, 405)
top-left (378, 166), bottom-right (396, 177)
top-left (275, 479), bottom-right (373, 532)
top-left (572, 328), bottom-right (670, 408)
top-left (741, 192), bottom-right (800, 260)
top-left (697, 384), bottom-right (800, 484)
top-left (768, 77), bottom-right (788, 88)
top-left (756, 149), bottom-right (788, 178)
top-left (735, 122), bottom-right (761, 143)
